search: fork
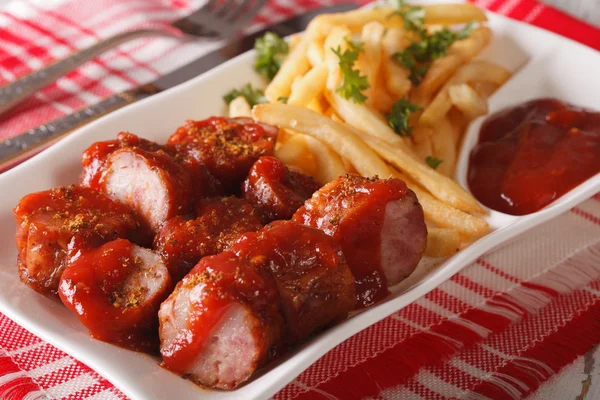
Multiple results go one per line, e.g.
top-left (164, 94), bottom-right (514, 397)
top-left (0, 0), bottom-right (268, 116)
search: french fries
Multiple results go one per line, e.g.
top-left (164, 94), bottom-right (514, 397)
top-left (420, 60), bottom-right (511, 125)
top-left (235, 3), bottom-right (513, 257)
top-left (430, 117), bottom-right (457, 177)
top-left (288, 64), bottom-right (328, 106)
top-left (448, 83), bottom-right (488, 119)
top-left (412, 27), bottom-right (492, 106)
top-left (274, 131), bottom-right (317, 177)
top-left (364, 134), bottom-right (485, 214)
top-left (265, 24), bottom-right (319, 102)
top-left (310, 4), bottom-right (486, 32)
top-left (325, 90), bottom-right (406, 146)
top-left (392, 169), bottom-right (489, 237)
top-left (382, 28), bottom-right (412, 98)
top-left (307, 40), bottom-right (325, 67)
top-left (425, 228), bottom-right (462, 257)
top-left (423, 4), bottom-right (488, 25)
top-left (228, 96), bottom-right (252, 118)
top-left (253, 103), bottom-right (394, 178)
top-left (358, 22), bottom-right (385, 109)
top-left (303, 135), bottom-right (347, 184)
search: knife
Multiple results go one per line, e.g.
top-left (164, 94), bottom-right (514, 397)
top-left (0, 3), bottom-right (356, 172)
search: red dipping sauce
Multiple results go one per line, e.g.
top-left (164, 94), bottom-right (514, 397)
top-left (468, 98), bottom-right (600, 215)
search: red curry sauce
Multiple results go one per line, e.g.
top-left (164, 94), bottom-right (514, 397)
top-left (468, 98), bottom-right (600, 215)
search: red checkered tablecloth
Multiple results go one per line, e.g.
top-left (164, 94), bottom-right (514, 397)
top-left (1, 1), bottom-right (599, 399)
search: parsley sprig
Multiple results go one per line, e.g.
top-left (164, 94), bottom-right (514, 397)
top-left (223, 83), bottom-right (267, 107)
top-left (426, 156), bottom-right (443, 169)
top-left (389, 0), bottom-right (426, 38)
top-left (389, 1), bottom-right (475, 85)
top-left (254, 32), bottom-right (289, 81)
top-left (332, 39), bottom-right (370, 104)
top-left (386, 98), bottom-right (421, 137)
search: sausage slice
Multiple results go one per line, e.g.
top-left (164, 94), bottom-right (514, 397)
top-left (242, 156), bottom-right (321, 223)
top-left (231, 221), bottom-right (355, 344)
top-left (79, 132), bottom-right (163, 190)
top-left (154, 197), bottom-right (263, 281)
top-left (293, 174), bottom-right (427, 308)
top-left (14, 185), bottom-right (140, 296)
top-left (168, 117), bottom-right (278, 193)
top-left (159, 251), bottom-right (283, 389)
top-left (59, 239), bottom-right (172, 351)
top-left (102, 147), bottom-right (192, 234)
top-left (159, 221), bottom-right (355, 389)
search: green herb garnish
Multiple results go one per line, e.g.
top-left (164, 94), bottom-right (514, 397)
top-left (426, 156), bottom-right (443, 169)
top-left (332, 39), bottom-right (370, 104)
top-left (277, 96), bottom-right (289, 104)
top-left (254, 32), bottom-right (289, 81)
top-left (386, 98), bottom-right (421, 137)
top-left (391, 14), bottom-right (476, 85)
top-left (389, 0), bottom-right (427, 37)
top-left (223, 83), bottom-right (267, 107)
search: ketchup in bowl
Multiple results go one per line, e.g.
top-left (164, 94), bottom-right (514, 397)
top-left (467, 98), bottom-right (600, 215)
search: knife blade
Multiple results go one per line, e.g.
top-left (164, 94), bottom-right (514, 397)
top-left (0, 3), bottom-right (357, 173)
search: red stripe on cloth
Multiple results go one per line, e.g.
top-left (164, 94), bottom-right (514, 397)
top-left (398, 302), bottom-right (447, 327)
top-left (28, 4), bottom-right (160, 77)
top-left (290, 242), bottom-right (600, 399)
top-left (571, 207), bottom-right (600, 225)
top-left (476, 259), bottom-right (520, 283)
top-left (450, 273), bottom-right (498, 298)
top-left (471, 0), bottom-right (600, 51)
top-left (60, 382), bottom-right (119, 400)
top-left (0, 315), bottom-right (43, 352)
top-left (424, 288), bottom-right (470, 315)
top-left (0, 352), bottom-right (47, 400)
top-left (498, 0), bottom-right (536, 20)
top-left (0, 12), bottom-right (140, 87)
top-left (468, 298), bottom-right (600, 399)
top-left (405, 379), bottom-right (446, 400)
top-left (0, 102), bottom-right (65, 140)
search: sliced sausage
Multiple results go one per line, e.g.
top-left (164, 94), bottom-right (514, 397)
top-left (159, 251), bottom-right (283, 389)
top-left (159, 221), bottom-right (355, 389)
top-left (14, 185), bottom-right (140, 296)
top-left (293, 174), bottom-right (427, 308)
top-left (154, 197), bottom-right (263, 281)
top-left (59, 239), bottom-right (172, 352)
top-left (242, 156), bottom-right (321, 223)
top-left (167, 117), bottom-right (278, 193)
top-left (79, 132), bottom-right (163, 190)
top-left (231, 220), bottom-right (355, 344)
top-left (101, 147), bottom-right (192, 234)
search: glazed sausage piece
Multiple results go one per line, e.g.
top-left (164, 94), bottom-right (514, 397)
top-left (79, 132), bottom-right (163, 190)
top-left (154, 197), bottom-right (263, 281)
top-left (242, 156), bottom-right (321, 223)
top-left (101, 147), bottom-right (193, 235)
top-left (167, 117), bottom-right (278, 193)
top-left (293, 174), bottom-right (427, 308)
top-left (14, 186), bottom-right (140, 296)
top-left (59, 239), bottom-right (172, 352)
top-left (231, 221), bottom-right (355, 344)
top-left (159, 251), bottom-right (284, 390)
top-left (159, 221), bottom-right (354, 389)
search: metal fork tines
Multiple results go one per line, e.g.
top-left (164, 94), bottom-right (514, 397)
top-left (0, 0), bottom-right (268, 116)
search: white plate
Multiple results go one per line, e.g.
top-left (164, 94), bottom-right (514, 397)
top-left (1, 8), bottom-right (599, 400)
